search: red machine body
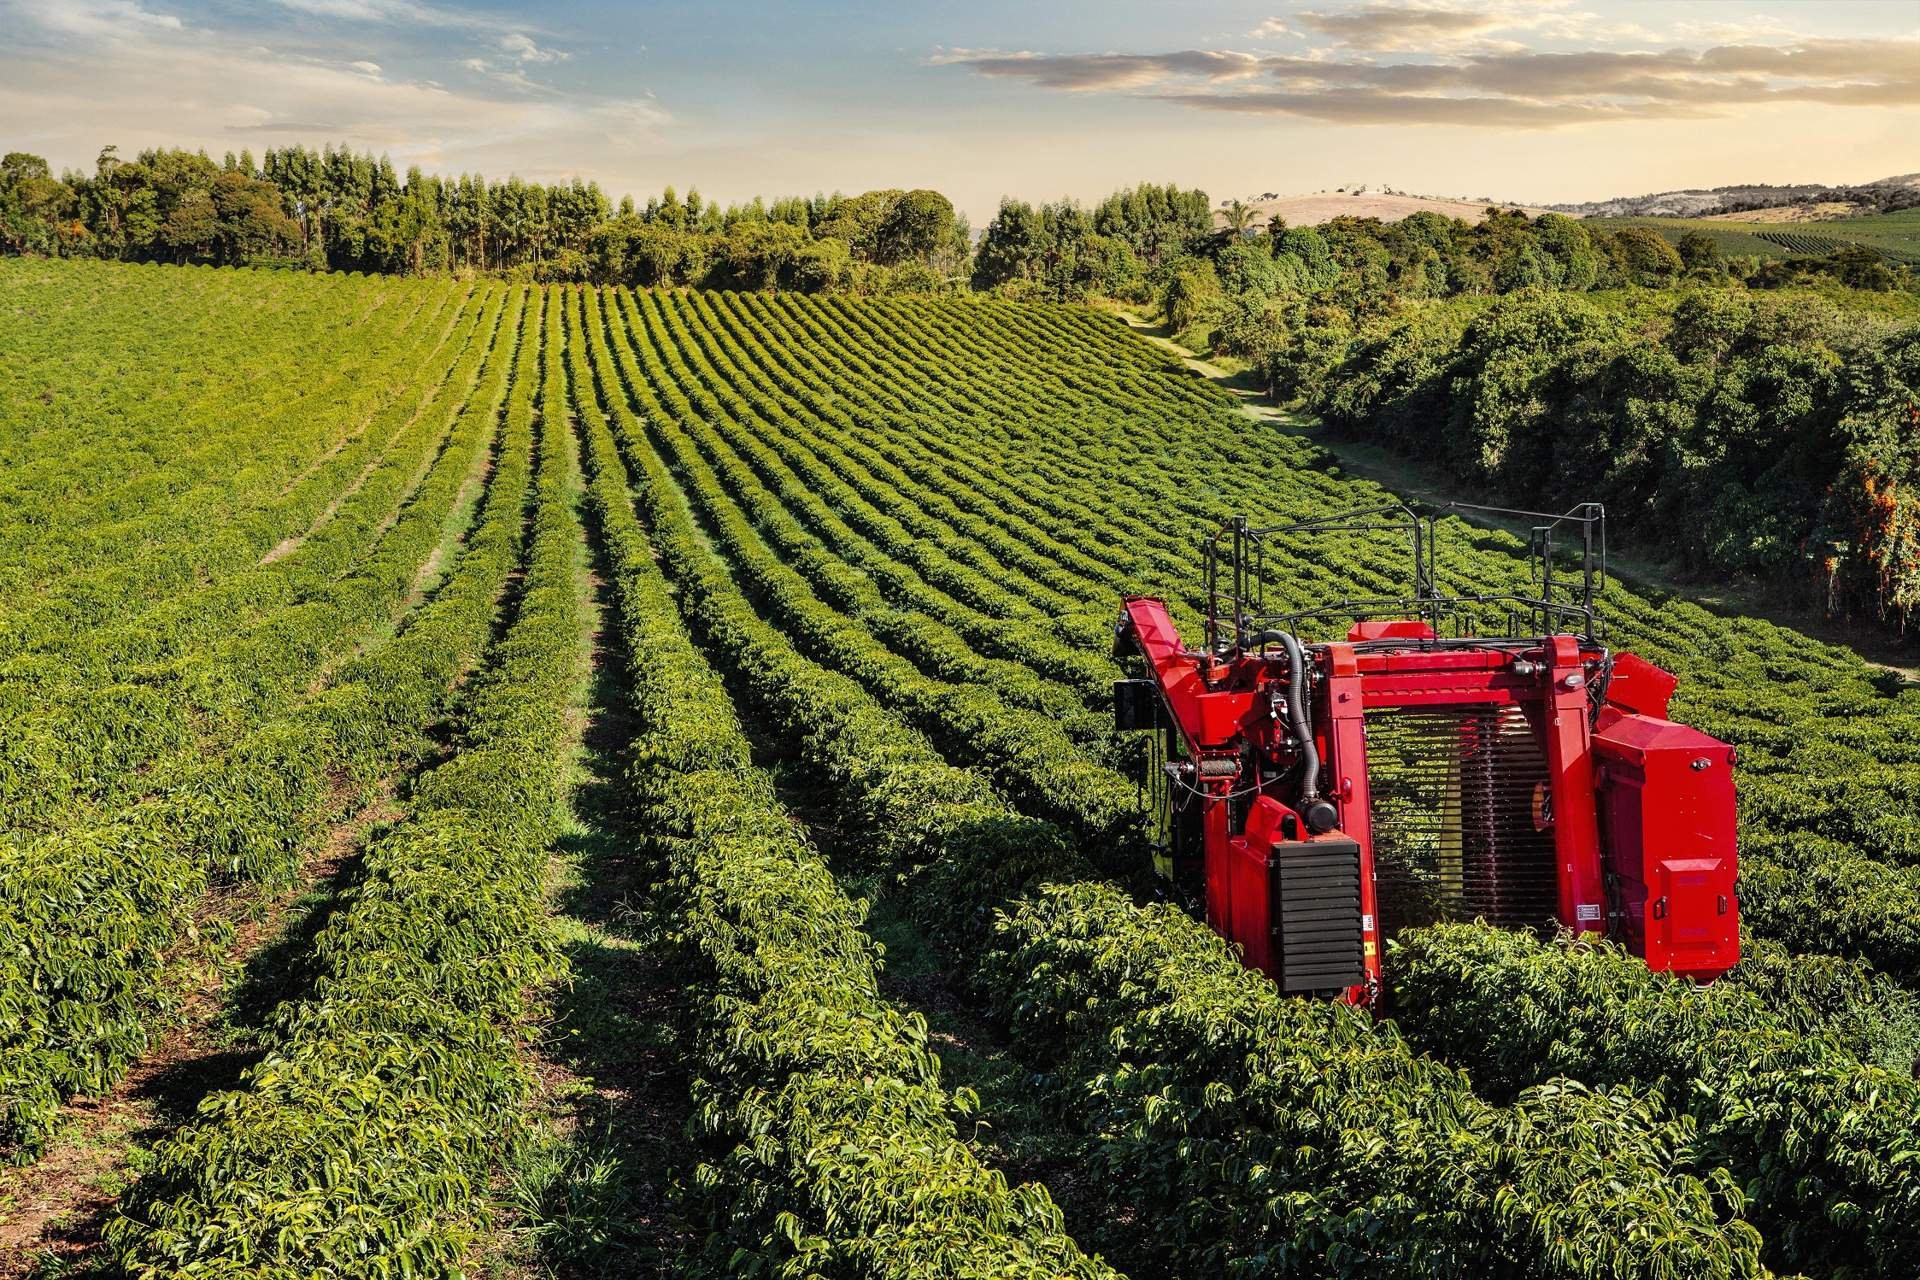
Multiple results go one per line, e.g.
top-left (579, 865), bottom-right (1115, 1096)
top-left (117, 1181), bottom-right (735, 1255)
top-left (1113, 509), bottom-right (1739, 1003)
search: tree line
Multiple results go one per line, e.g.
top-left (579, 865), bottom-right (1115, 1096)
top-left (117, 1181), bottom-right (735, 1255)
top-left (0, 145), bottom-right (969, 292)
top-left (6, 143), bottom-right (1907, 308)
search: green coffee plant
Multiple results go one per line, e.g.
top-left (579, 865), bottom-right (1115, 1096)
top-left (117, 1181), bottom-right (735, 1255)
top-left (569, 283), bottom-right (1119, 1278)
top-left (108, 287), bottom-right (581, 1276)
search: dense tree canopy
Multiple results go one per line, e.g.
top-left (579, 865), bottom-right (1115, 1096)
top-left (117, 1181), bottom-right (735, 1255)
top-left (1305, 288), bottom-right (1920, 627)
top-left (0, 144), bottom-right (969, 292)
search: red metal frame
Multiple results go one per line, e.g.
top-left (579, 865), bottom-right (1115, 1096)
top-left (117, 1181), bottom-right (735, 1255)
top-left (1119, 596), bottom-right (1739, 1000)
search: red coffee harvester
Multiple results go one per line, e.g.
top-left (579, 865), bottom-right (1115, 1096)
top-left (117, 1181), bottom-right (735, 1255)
top-left (1112, 504), bottom-right (1739, 1005)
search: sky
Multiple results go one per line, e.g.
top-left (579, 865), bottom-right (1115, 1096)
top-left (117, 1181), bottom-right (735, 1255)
top-left (1, 0), bottom-right (1915, 222)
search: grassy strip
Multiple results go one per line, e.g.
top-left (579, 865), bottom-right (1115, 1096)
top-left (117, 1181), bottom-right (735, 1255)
top-left (570, 284), bottom-right (1118, 1277)
top-left (104, 287), bottom-right (584, 1275)
top-left (1389, 925), bottom-right (1920, 1278)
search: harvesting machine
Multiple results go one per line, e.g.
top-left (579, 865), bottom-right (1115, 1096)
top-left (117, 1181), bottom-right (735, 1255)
top-left (1112, 503), bottom-right (1739, 1005)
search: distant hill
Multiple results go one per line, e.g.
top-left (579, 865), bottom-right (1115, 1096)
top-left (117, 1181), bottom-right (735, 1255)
top-left (1550, 174), bottom-right (1920, 220)
top-left (1214, 189), bottom-right (1551, 229)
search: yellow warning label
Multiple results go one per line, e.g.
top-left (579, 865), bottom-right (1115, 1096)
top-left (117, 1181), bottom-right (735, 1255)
top-left (1363, 940), bottom-right (1378, 957)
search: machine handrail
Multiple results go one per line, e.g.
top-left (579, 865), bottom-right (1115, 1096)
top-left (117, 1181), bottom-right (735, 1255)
top-left (1205, 501), bottom-right (1607, 656)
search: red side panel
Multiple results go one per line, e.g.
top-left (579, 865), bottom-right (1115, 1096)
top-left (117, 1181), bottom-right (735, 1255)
top-left (1225, 833), bottom-right (1276, 974)
top-left (1593, 711), bottom-right (1740, 980)
top-left (1347, 619), bottom-right (1438, 642)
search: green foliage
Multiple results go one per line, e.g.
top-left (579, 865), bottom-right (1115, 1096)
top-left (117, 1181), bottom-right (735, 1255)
top-left (1161, 256), bottom-right (1221, 332)
top-left (1390, 925), bottom-right (1920, 1277)
top-left (1610, 226), bottom-right (1687, 286)
top-left (1310, 287), bottom-right (1920, 621)
top-left (0, 281), bottom-right (540, 1158)
top-left (1091, 182), bottom-right (1211, 274)
top-left (0, 145), bottom-right (964, 292)
top-left (106, 286), bottom-right (583, 1275)
top-left (9, 264), bottom-right (1920, 1272)
top-left (572, 281), bottom-right (1771, 1279)
top-left (568, 286), bottom-right (1117, 1275)
top-left (972, 198), bottom-right (1137, 302)
top-left (579, 278), bottom-right (1920, 1268)
top-left (985, 886), bottom-right (1761, 1279)
top-left (1817, 325), bottom-right (1920, 625)
top-left (0, 150), bottom-right (77, 254)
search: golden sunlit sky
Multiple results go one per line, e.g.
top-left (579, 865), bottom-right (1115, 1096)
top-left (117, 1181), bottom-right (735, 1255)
top-left (2, 0), bottom-right (1915, 220)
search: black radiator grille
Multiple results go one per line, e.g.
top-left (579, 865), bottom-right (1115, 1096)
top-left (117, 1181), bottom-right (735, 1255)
top-left (1273, 836), bottom-right (1365, 994)
top-left (1363, 705), bottom-right (1559, 934)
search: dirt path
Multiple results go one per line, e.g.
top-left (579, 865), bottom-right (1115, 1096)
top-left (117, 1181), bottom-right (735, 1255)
top-left (0, 789), bottom-right (399, 1278)
top-left (1117, 313), bottom-right (1920, 681)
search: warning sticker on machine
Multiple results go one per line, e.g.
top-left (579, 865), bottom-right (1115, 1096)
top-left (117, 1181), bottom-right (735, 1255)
top-left (1576, 903), bottom-right (1602, 922)
top-left (1361, 914), bottom-right (1374, 933)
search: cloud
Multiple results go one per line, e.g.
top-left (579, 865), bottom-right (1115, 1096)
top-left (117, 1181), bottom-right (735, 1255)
top-left (929, 48), bottom-right (1262, 92)
top-left (7, 0), bottom-right (182, 39)
top-left (1668, 13), bottom-right (1815, 44)
top-left (1, 0), bottom-right (670, 179)
top-left (498, 31), bottom-right (565, 63)
top-left (1247, 1), bottom-right (1650, 53)
top-left (269, 0), bottom-right (488, 28)
top-left (267, 0), bottom-right (566, 63)
top-left (268, 0), bottom-right (573, 93)
top-left (1294, 4), bottom-right (1509, 52)
top-left (941, 35), bottom-right (1920, 128)
top-left (460, 53), bottom-right (558, 94)
top-left (1156, 89), bottom-right (1712, 128)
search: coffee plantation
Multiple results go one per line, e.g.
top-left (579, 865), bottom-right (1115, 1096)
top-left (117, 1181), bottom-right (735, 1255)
top-left (1, 258), bottom-right (1916, 1278)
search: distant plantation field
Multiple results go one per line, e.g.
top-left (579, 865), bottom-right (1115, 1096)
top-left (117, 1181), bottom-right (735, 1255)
top-left (1590, 209), bottom-right (1920, 264)
top-left (5, 258), bottom-right (1920, 1277)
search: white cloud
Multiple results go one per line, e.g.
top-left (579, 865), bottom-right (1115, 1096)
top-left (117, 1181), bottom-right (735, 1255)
top-left (942, 36), bottom-right (1920, 128)
top-left (498, 31), bottom-right (565, 63)
top-left (1249, 18), bottom-right (1290, 38)
top-left (1293, 3), bottom-right (1510, 52)
top-left (1669, 13), bottom-right (1808, 44)
top-left (459, 55), bottom-right (553, 94)
top-left (269, 0), bottom-right (486, 28)
top-left (2, 0), bottom-right (670, 180)
top-left (927, 47), bottom-right (1263, 91)
top-left (7, 0), bottom-right (183, 39)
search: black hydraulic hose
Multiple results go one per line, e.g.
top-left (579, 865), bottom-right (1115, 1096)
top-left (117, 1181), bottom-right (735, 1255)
top-left (1249, 628), bottom-right (1322, 806)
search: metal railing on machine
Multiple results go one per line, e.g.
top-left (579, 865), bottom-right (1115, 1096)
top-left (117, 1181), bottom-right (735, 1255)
top-left (1203, 500), bottom-right (1608, 657)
